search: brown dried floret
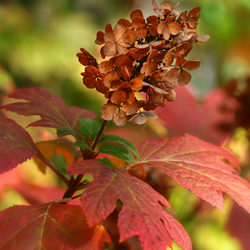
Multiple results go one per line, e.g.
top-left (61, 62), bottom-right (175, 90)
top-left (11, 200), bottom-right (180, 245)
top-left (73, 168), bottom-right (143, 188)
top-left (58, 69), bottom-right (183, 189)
top-left (81, 66), bottom-right (108, 94)
top-left (77, 48), bottom-right (98, 68)
top-left (79, 0), bottom-right (209, 126)
top-left (164, 57), bottom-right (200, 86)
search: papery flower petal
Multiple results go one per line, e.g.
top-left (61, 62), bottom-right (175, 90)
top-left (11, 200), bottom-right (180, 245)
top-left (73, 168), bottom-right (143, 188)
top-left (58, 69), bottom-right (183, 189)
top-left (103, 41), bottom-right (117, 57)
top-left (188, 7), bottom-right (201, 17)
top-left (99, 59), bottom-right (115, 74)
top-left (130, 113), bottom-right (147, 125)
top-left (168, 22), bottom-right (182, 35)
top-left (164, 68), bottom-right (179, 82)
top-left (110, 89), bottom-right (128, 105)
top-left (95, 31), bottom-right (105, 45)
top-left (123, 29), bottom-right (137, 45)
top-left (96, 80), bottom-right (109, 94)
top-left (100, 103), bottom-right (117, 121)
top-left (131, 77), bottom-right (143, 91)
top-left (128, 45), bottom-right (150, 59)
top-left (113, 109), bottom-right (127, 126)
top-left (161, 1), bottom-right (172, 11)
top-left (77, 48), bottom-right (98, 67)
top-left (104, 24), bottom-right (115, 42)
top-left (104, 71), bottom-right (120, 88)
top-left (188, 17), bottom-right (198, 28)
top-left (196, 35), bottom-right (210, 43)
top-left (122, 102), bottom-right (142, 115)
top-left (130, 9), bottom-right (144, 21)
top-left (141, 61), bottom-right (158, 76)
top-left (175, 56), bottom-right (186, 67)
top-left (177, 69), bottom-right (191, 86)
top-left (163, 26), bottom-right (171, 40)
top-left (163, 50), bottom-right (174, 66)
top-left (143, 111), bottom-right (158, 119)
top-left (183, 60), bottom-right (200, 71)
top-left (116, 55), bottom-right (135, 81)
top-left (164, 89), bottom-right (176, 101)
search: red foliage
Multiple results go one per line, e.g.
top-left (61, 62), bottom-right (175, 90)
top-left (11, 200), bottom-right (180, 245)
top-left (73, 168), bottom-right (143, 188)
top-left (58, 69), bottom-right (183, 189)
top-left (0, 116), bottom-right (38, 174)
top-left (0, 1), bottom-right (250, 250)
top-left (0, 87), bottom-right (96, 129)
top-left (68, 159), bottom-right (192, 250)
top-left (0, 203), bottom-right (111, 249)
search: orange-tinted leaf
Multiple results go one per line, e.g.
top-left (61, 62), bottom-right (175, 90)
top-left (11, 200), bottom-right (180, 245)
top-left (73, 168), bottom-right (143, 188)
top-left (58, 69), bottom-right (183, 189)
top-left (132, 134), bottom-right (250, 213)
top-left (183, 60), bottom-right (200, 71)
top-left (77, 48), bottom-right (98, 68)
top-left (1, 87), bottom-right (96, 130)
top-left (0, 116), bottom-right (38, 175)
top-left (67, 160), bottom-right (192, 250)
top-left (0, 203), bottom-right (111, 250)
top-left (33, 138), bottom-right (76, 173)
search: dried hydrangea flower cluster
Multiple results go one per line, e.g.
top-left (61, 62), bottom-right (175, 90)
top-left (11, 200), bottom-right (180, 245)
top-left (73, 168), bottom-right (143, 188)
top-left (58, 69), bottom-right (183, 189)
top-left (77, 0), bottom-right (209, 126)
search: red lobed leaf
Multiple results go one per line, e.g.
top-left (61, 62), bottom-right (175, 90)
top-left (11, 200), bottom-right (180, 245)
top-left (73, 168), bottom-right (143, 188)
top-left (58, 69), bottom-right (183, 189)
top-left (0, 202), bottom-right (111, 250)
top-left (131, 133), bottom-right (250, 213)
top-left (1, 87), bottom-right (97, 130)
top-left (155, 86), bottom-right (236, 144)
top-left (0, 116), bottom-right (38, 175)
top-left (67, 159), bottom-right (192, 250)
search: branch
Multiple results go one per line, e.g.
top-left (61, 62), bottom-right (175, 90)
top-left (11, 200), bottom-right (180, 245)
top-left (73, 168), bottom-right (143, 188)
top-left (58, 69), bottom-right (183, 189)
top-left (36, 152), bottom-right (71, 187)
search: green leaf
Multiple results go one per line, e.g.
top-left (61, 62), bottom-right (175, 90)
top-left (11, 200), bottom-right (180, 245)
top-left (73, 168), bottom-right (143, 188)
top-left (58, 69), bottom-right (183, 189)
top-left (51, 155), bottom-right (69, 175)
top-left (99, 145), bottom-right (135, 164)
top-left (78, 118), bottom-right (103, 141)
top-left (74, 141), bottom-right (93, 151)
top-left (56, 127), bottom-right (78, 137)
top-left (98, 134), bottom-right (139, 158)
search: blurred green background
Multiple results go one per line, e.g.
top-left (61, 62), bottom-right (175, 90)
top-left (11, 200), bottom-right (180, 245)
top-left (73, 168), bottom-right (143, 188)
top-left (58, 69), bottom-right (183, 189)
top-left (0, 0), bottom-right (250, 249)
